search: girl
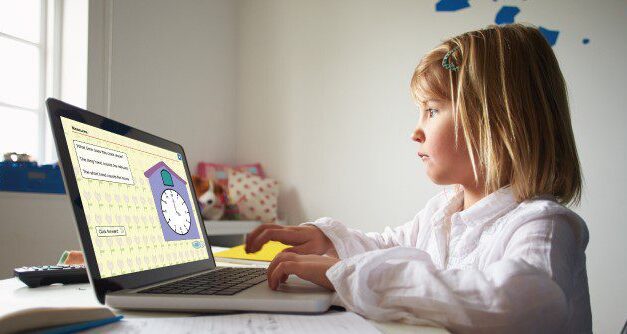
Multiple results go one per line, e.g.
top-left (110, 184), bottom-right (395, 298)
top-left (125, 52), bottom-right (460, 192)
top-left (245, 23), bottom-right (591, 333)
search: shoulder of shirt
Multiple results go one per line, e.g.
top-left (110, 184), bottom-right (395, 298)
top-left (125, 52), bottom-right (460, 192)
top-left (507, 197), bottom-right (589, 247)
top-left (512, 197), bottom-right (582, 221)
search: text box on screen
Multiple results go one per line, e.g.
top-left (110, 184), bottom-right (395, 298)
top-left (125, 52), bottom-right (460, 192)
top-left (95, 226), bottom-right (127, 237)
top-left (73, 140), bottom-right (135, 185)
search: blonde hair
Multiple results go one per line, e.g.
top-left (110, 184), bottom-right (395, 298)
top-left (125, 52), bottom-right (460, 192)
top-left (411, 23), bottom-right (582, 206)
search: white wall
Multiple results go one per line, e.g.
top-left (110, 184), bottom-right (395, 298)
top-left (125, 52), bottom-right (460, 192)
top-left (236, 0), bottom-right (441, 225)
top-left (236, 1), bottom-right (627, 332)
top-left (98, 0), bottom-right (238, 170)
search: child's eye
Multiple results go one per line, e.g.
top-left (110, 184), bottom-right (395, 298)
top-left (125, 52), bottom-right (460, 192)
top-left (426, 108), bottom-right (438, 118)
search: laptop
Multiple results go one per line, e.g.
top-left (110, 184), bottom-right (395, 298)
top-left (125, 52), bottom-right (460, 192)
top-left (46, 98), bottom-right (333, 313)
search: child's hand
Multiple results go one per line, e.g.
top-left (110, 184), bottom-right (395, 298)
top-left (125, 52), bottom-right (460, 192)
top-left (266, 252), bottom-right (340, 290)
top-left (245, 223), bottom-right (336, 256)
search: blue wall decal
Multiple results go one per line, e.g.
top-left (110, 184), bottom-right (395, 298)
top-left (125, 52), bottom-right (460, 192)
top-left (434, 1), bottom-right (572, 47)
top-left (539, 26), bottom-right (559, 46)
top-left (435, 0), bottom-right (470, 12)
top-left (494, 6), bottom-right (520, 24)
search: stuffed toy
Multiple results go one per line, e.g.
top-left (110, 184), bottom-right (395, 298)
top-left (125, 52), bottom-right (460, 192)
top-left (191, 175), bottom-right (226, 220)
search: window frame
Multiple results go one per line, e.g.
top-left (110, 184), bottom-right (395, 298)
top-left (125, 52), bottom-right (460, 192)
top-left (0, 0), bottom-right (63, 163)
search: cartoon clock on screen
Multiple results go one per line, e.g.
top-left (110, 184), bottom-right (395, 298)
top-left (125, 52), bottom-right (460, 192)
top-left (161, 189), bottom-right (191, 235)
top-left (144, 161), bottom-right (200, 241)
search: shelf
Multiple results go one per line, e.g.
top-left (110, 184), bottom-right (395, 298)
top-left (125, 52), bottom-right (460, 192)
top-left (204, 220), bottom-right (263, 236)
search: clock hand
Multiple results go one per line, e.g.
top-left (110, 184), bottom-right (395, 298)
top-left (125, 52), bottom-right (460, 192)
top-left (174, 198), bottom-right (182, 216)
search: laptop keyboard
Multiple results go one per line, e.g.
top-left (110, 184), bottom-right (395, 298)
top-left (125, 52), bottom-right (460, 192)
top-left (138, 267), bottom-right (267, 296)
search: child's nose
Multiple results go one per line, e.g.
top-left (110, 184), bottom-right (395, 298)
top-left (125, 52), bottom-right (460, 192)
top-left (411, 128), bottom-right (424, 143)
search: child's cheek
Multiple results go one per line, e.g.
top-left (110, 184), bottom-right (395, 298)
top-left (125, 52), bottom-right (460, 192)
top-left (432, 132), bottom-right (456, 163)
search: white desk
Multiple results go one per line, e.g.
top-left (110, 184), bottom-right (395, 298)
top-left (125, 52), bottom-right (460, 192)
top-left (1, 254), bottom-right (449, 333)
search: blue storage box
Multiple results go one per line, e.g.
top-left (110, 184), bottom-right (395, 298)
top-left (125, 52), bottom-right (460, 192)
top-left (0, 161), bottom-right (65, 194)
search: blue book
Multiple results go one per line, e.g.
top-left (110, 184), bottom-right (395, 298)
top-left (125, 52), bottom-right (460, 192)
top-left (39, 315), bottom-right (123, 334)
top-left (0, 306), bottom-right (118, 333)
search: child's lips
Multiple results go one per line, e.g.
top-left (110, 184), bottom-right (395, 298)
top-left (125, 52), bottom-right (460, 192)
top-left (418, 152), bottom-right (429, 160)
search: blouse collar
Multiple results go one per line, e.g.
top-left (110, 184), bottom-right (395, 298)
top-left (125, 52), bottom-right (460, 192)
top-left (454, 186), bottom-right (519, 226)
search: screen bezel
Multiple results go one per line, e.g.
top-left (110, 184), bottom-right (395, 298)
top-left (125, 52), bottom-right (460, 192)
top-left (46, 98), bottom-right (216, 303)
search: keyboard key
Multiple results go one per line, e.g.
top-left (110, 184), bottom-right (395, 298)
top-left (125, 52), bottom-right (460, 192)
top-left (138, 267), bottom-right (267, 295)
top-left (181, 288), bottom-right (206, 294)
top-left (249, 276), bottom-right (268, 284)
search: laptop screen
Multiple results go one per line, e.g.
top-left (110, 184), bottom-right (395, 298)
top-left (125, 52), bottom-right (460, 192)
top-left (60, 116), bottom-right (209, 278)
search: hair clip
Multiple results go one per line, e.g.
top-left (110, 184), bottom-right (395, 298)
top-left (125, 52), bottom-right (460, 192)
top-left (442, 46), bottom-right (460, 71)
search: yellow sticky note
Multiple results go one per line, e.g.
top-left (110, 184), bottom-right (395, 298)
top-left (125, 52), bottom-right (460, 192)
top-left (214, 241), bottom-right (290, 262)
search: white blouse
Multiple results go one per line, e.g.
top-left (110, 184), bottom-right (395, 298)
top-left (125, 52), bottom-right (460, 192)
top-left (307, 187), bottom-right (592, 334)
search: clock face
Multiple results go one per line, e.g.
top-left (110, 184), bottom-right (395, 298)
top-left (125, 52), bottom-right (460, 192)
top-left (160, 189), bottom-right (191, 235)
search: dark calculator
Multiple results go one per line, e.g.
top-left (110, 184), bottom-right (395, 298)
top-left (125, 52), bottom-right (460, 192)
top-left (14, 264), bottom-right (89, 288)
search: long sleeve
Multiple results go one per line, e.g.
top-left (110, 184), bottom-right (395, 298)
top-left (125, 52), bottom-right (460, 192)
top-left (304, 214), bottom-right (421, 259)
top-left (325, 216), bottom-right (579, 334)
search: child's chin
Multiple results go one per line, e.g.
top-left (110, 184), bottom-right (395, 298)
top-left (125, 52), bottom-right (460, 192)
top-left (426, 170), bottom-right (451, 185)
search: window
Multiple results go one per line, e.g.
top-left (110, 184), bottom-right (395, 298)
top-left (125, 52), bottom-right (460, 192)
top-left (0, 0), bottom-right (87, 164)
